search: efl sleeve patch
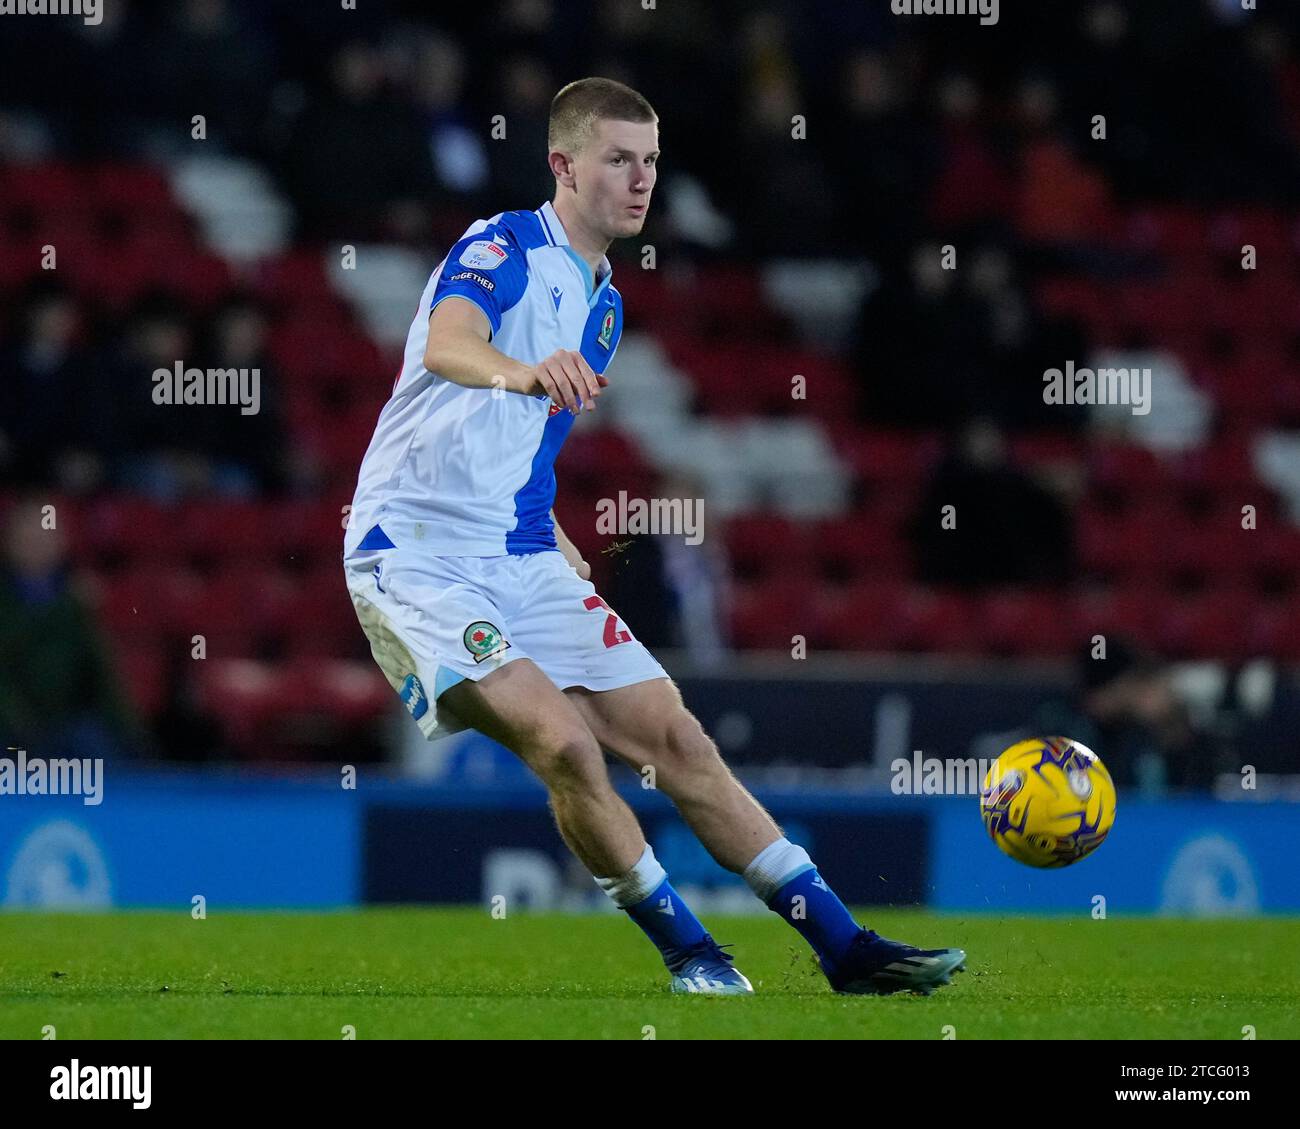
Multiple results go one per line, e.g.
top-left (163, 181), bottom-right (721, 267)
top-left (431, 228), bottom-right (528, 335)
top-left (458, 239), bottom-right (509, 270)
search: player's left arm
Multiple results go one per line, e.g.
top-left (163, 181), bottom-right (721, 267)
top-left (552, 510), bottom-right (590, 579)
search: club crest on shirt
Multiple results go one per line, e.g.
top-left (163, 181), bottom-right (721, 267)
top-left (463, 620), bottom-right (511, 663)
top-left (597, 308), bottom-right (615, 349)
top-left (458, 239), bottom-right (508, 270)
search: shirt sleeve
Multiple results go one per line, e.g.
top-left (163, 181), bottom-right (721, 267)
top-left (430, 227), bottom-right (529, 337)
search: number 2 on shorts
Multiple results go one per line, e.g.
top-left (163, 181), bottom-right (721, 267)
top-left (583, 595), bottom-right (632, 648)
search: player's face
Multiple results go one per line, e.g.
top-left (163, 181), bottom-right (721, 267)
top-left (577, 119), bottom-right (658, 239)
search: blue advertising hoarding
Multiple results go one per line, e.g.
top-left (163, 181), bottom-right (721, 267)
top-left (0, 772), bottom-right (362, 908)
top-left (930, 795), bottom-right (1300, 914)
top-left (3, 770), bottom-right (1298, 913)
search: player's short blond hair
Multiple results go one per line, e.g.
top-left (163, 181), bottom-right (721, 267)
top-left (548, 77), bottom-right (657, 155)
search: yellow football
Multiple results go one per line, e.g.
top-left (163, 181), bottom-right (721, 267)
top-left (979, 737), bottom-right (1116, 868)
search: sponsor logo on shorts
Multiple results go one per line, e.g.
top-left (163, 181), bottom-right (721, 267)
top-left (447, 270), bottom-right (495, 292)
top-left (399, 674), bottom-right (428, 721)
top-left (463, 621), bottom-right (511, 663)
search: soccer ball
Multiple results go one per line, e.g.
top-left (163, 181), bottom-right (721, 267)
top-left (979, 737), bottom-right (1116, 868)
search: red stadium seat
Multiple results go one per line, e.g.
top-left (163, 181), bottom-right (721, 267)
top-left (896, 586), bottom-right (980, 654)
top-left (724, 514), bottom-right (817, 579)
top-left (111, 643), bottom-right (169, 718)
top-left (1077, 505), bottom-right (1163, 577)
top-left (1070, 583), bottom-right (1162, 647)
top-left (729, 576), bottom-right (813, 648)
top-left (91, 164), bottom-right (177, 214)
top-left (283, 564), bottom-right (364, 659)
top-left (978, 590), bottom-right (1073, 657)
top-left (96, 565), bottom-right (206, 641)
top-left (71, 496), bottom-right (178, 564)
top-left (0, 163), bottom-right (85, 214)
top-left (1154, 587), bottom-right (1254, 660)
top-left (1168, 437), bottom-right (1259, 494)
top-left (1121, 205), bottom-right (1207, 255)
top-left (192, 658), bottom-right (283, 752)
top-left (1035, 277), bottom-right (1111, 328)
top-left (171, 500), bottom-right (279, 561)
top-left (829, 427), bottom-right (941, 486)
top-left (810, 578), bottom-right (907, 650)
top-left (254, 251), bottom-right (334, 307)
top-left (811, 512), bottom-right (908, 579)
top-left (1244, 595), bottom-right (1300, 660)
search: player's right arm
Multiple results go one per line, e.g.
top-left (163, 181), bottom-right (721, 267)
top-left (423, 294), bottom-right (531, 392)
top-left (424, 296), bottom-right (605, 413)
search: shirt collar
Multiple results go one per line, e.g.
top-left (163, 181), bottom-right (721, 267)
top-left (538, 200), bottom-right (612, 287)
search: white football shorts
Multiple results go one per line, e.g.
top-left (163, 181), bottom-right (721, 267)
top-left (344, 546), bottom-right (669, 738)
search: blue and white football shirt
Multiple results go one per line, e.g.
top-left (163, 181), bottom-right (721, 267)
top-left (345, 200), bottom-right (624, 558)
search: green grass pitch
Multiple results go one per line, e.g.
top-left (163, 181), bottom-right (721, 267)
top-left (2, 909), bottom-right (1297, 1039)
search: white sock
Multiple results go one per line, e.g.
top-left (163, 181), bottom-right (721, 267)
top-left (742, 837), bottom-right (814, 903)
top-left (593, 843), bottom-right (667, 909)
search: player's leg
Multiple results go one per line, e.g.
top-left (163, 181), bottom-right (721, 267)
top-left (437, 660), bottom-right (749, 994)
top-left (565, 681), bottom-right (779, 870)
top-left (346, 547), bottom-right (747, 993)
top-left (438, 658), bottom-right (642, 876)
top-left (566, 677), bottom-right (966, 995)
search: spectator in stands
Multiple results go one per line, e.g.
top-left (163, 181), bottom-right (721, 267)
top-left (103, 293), bottom-right (196, 501)
top-left (855, 242), bottom-right (996, 427)
top-left (143, 0), bottom-right (274, 155)
top-left (106, 292), bottom-right (291, 502)
top-left (406, 34), bottom-right (492, 206)
top-left (1028, 638), bottom-right (1215, 794)
top-left (0, 499), bottom-right (139, 760)
top-left (733, 11), bottom-right (840, 256)
top-left (188, 294), bottom-right (293, 495)
top-left (1012, 76), bottom-right (1113, 246)
top-left (910, 417), bottom-right (1075, 588)
top-left (282, 40), bottom-right (437, 240)
top-left (603, 471), bottom-right (733, 669)
top-left (831, 50), bottom-right (932, 271)
top-left (927, 73), bottom-right (1015, 233)
top-left (0, 281), bottom-right (107, 495)
top-left (486, 53), bottom-right (557, 208)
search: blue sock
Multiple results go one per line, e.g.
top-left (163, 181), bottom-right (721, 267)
top-left (594, 845), bottom-right (708, 970)
top-left (744, 838), bottom-right (862, 967)
top-left (626, 879), bottom-right (708, 969)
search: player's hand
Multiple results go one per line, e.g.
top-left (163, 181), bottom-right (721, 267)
top-left (557, 537), bottom-right (591, 578)
top-left (529, 349), bottom-right (604, 413)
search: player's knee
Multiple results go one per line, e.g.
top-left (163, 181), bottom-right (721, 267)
top-left (527, 728), bottom-right (606, 794)
top-left (651, 709), bottom-right (723, 788)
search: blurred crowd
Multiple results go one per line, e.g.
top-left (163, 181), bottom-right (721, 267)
top-left (4, 0), bottom-right (1300, 249)
top-left (3, 0), bottom-right (1298, 508)
top-left (1, 279), bottom-right (294, 501)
